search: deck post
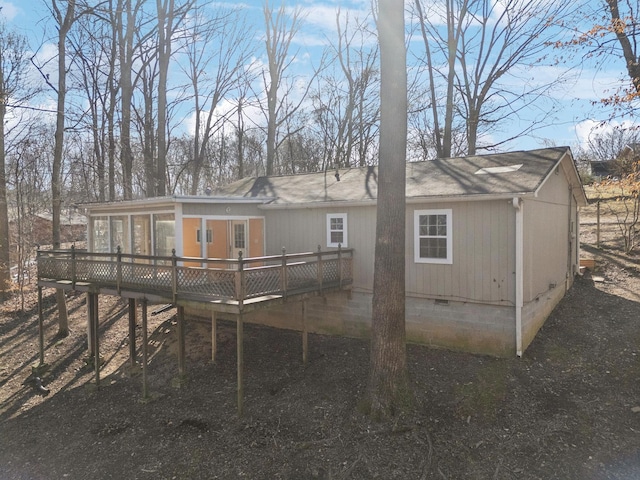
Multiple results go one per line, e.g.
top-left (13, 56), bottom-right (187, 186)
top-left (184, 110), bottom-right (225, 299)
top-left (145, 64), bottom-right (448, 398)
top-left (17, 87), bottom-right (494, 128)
top-left (116, 247), bottom-right (122, 294)
top-left (171, 249), bottom-right (178, 302)
top-left (235, 251), bottom-right (245, 309)
top-left (177, 305), bottom-right (186, 377)
top-left (237, 312), bottom-right (244, 416)
top-left (317, 245), bottom-right (323, 293)
top-left (37, 287), bottom-right (45, 366)
top-left (86, 292), bottom-right (95, 356)
top-left (281, 247), bottom-right (287, 299)
top-left (302, 300), bottom-right (308, 365)
top-left (211, 311), bottom-right (217, 362)
top-left (70, 245), bottom-right (76, 289)
top-left (88, 292), bottom-right (100, 387)
top-left (596, 200), bottom-right (601, 248)
top-left (337, 244), bottom-right (342, 288)
top-left (141, 299), bottom-right (149, 400)
top-left (128, 298), bottom-right (137, 368)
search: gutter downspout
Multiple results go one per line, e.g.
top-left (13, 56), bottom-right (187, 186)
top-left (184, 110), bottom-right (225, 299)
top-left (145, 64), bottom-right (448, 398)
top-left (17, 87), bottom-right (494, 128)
top-left (512, 197), bottom-right (524, 357)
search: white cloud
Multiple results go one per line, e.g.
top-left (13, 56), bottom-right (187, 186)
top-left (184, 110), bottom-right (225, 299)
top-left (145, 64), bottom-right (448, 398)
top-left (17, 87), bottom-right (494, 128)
top-left (573, 118), bottom-right (640, 150)
top-left (0, 1), bottom-right (20, 21)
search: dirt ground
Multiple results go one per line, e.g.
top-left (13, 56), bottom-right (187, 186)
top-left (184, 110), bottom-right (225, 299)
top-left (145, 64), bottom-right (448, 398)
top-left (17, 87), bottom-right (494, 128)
top-left (1, 199), bottom-right (639, 479)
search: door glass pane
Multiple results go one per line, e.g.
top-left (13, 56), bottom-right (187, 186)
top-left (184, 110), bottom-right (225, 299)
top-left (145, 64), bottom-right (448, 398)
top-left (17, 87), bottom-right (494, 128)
top-left (234, 223), bottom-right (245, 249)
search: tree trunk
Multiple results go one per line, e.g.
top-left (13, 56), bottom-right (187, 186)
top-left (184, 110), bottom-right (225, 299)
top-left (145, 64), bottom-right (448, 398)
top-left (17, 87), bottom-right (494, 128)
top-left (0, 99), bottom-right (11, 291)
top-left (118, 0), bottom-right (134, 200)
top-left (607, 0), bottom-right (640, 93)
top-left (52, 0), bottom-right (74, 336)
top-left (368, 0), bottom-right (409, 418)
top-left (155, 0), bottom-right (173, 197)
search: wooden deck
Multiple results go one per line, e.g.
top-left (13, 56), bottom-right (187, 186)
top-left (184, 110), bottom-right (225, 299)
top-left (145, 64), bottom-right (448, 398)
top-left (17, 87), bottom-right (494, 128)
top-left (36, 247), bottom-right (353, 415)
top-left (37, 247), bottom-right (353, 313)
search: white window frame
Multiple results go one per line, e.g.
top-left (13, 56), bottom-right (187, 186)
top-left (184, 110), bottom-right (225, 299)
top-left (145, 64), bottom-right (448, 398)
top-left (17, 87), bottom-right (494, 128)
top-left (414, 209), bottom-right (453, 264)
top-left (326, 213), bottom-right (348, 248)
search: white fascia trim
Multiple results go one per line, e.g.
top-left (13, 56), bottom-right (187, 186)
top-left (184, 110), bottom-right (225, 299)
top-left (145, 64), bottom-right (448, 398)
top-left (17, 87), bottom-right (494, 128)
top-left (83, 195), bottom-right (273, 213)
top-left (257, 193), bottom-right (536, 210)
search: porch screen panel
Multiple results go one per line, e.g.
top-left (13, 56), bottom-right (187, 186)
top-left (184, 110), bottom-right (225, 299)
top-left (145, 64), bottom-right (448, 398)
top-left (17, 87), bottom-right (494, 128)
top-left (132, 215), bottom-right (151, 261)
top-left (154, 213), bottom-right (175, 258)
top-left (110, 216), bottom-right (129, 253)
top-left (90, 216), bottom-right (109, 253)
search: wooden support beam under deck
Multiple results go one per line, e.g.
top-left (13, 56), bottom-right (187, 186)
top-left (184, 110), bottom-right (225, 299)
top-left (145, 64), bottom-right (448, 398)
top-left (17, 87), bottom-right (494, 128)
top-left (141, 299), bottom-right (149, 400)
top-left (86, 293), bottom-right (95, 357)
top-left (128, 298), bottom-right (136, 368)
top-left (87, 292), bottom-right (100, 387)
top-left (37, 287), bottom-right (45, 366)
top-left (237, 313), bottom-right (244, 417)
top-left (177, 306), bottom-right (186, 377)
top-left (211, 312), bottom-right (217, 363)
top-left (302, 300), bottom-right (308, 365)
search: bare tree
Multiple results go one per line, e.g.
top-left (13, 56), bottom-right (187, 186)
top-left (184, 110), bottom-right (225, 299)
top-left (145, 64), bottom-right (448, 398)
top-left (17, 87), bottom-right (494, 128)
top-left (69, 11), bottom-right (113, 202)
top-left (117, 0), bottom-right (149, 200)
top-left (154, 0), bottom-right (195, 197)
top-left (261, 1), bottom-right (313, 175)
top-left (49, 0), bottom-right (78, 336)
top-left (179, 4), bottom-right (255, 194)
top-left (0, 26), bottom-right (36, 290)
top-left (413, 0), bottom-right (578, 155)
top-left (566, 0), bottom-right (640, 115)
top-left (368, 0), bottom-right (409, 418)
top-left (312, 10), bottom-right (379, 168)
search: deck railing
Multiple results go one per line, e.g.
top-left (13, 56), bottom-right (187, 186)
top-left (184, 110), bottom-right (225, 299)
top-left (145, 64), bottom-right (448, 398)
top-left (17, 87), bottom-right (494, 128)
top-left (37, 246), bottom-right (353, 307)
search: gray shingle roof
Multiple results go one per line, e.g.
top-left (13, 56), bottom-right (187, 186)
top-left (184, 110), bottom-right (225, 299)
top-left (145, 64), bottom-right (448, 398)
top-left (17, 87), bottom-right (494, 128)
top-left (216, 147), bottom-right (586, 206)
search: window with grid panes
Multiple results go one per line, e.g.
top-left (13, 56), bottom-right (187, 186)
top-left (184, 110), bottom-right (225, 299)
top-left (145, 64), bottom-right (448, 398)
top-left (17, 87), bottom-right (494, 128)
top-left (414, 209), bottom-right (452, 264)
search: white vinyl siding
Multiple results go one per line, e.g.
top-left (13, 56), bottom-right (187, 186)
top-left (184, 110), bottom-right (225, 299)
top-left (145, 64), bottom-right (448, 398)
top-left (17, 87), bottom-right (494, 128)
top-left (414, 209), bottom-right (452, 264)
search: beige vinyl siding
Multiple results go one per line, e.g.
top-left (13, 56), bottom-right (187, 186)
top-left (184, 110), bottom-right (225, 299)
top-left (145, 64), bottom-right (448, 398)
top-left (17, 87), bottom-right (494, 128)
top-left (262, 205), bottom-right (376, 289)
top-left (407, 200), bottom-right (514, 305)
top-left (523, 165), bottom-right (574, 303)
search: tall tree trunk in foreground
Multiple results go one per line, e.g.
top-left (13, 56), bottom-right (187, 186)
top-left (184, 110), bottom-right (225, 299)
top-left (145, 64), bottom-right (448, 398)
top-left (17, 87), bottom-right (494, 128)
top-left (51, 0), bottom-right (76, 336)
top-left (368, 0), bottom-right (409, 418)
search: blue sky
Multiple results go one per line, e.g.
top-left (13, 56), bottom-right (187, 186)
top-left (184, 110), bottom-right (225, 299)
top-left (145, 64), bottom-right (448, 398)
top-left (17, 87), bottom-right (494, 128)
top-left (0, 0), bottom-right (631, 155)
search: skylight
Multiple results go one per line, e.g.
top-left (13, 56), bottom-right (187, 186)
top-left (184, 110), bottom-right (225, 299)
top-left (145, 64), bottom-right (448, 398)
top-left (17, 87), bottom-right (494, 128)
top-left (474, 164), bottom-right (523, 175)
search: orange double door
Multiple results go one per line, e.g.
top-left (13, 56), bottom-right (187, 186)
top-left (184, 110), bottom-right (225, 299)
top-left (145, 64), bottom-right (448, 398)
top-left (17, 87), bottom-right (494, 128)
top-left (182, 218), bottom-right (264, 262)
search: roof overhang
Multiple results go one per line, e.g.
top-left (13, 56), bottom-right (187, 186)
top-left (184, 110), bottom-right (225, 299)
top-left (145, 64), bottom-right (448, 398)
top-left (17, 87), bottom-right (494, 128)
top-left (82, 195), bottom-right (274, 213)
top-left (257, 192), bottom-right (539, 210)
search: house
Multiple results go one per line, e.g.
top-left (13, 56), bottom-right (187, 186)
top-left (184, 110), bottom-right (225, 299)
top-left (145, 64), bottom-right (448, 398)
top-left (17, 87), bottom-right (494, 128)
top-left (81, 147), bottom-right (587, 357)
